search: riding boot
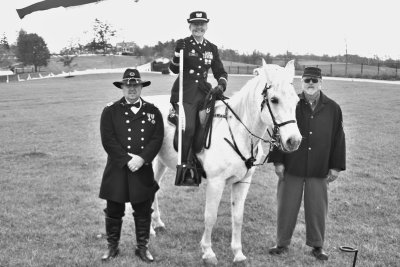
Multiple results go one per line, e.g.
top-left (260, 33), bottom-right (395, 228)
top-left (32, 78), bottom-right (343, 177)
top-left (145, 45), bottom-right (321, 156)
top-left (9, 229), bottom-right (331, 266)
top-left (101, 216), bottom-right (122, 261)
top-left (175, 146), bottom-right (200, 186)
top-left (133, 213), bottom-right (154, 263)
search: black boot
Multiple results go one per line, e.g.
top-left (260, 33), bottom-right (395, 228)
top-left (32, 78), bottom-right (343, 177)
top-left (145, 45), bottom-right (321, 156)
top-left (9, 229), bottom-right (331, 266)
top-left (133, 213), bottom-right (154, 263)
top-left (101, 216), bottom-right (122, 261)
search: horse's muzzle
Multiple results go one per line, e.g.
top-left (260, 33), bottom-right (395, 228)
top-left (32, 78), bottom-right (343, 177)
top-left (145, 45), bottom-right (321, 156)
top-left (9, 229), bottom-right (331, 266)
top-left (281, 135), bottom-right (301, 153)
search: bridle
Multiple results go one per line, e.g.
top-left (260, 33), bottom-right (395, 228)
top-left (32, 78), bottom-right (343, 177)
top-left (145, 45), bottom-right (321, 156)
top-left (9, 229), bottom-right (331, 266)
top-left (260, 83), bottom-right (297, 151)
top-left (218, 83), bottom-right (297, 170)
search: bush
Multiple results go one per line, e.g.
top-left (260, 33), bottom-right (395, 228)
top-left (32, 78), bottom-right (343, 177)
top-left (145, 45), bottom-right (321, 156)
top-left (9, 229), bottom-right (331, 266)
top-left (161, 68), bottom-right (170, 75)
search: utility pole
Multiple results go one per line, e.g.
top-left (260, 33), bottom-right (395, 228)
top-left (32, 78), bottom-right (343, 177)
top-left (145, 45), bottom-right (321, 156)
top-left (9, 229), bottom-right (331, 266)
top-left (345, 38), bottom-right (348, 76)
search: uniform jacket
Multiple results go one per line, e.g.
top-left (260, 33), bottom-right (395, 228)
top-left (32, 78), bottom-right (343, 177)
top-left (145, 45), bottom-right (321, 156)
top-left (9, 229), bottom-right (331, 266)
top-left (99, 97), bottom-right (164, 204)
top-left (169, 36), bottom-right (228, 104)
top-left (268, 91), bottom-right (346, 178)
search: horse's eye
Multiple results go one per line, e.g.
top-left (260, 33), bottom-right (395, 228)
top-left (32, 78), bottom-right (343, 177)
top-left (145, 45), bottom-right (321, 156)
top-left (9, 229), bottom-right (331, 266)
top-left (270, 97), bottom-right (279, 104)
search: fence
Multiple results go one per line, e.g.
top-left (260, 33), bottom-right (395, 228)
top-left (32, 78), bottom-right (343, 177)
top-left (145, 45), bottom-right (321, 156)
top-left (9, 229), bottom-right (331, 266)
top-left (226, 65), bottom-right (258, 75)
top-left (299, 63), bottom-right (399, 80)
top-left (14, 67), bottom-right (34, 74)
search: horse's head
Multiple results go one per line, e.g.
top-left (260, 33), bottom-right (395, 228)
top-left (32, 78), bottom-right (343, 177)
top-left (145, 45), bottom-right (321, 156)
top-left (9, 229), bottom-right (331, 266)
top-left (258, 59), bottom-right (302, 152)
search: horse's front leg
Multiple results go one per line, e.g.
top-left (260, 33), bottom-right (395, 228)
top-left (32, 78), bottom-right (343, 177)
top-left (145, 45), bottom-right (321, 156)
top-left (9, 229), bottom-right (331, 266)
top-left (200, 178), bottom-right (226, 266)
top-left (150, 159), bottom-right (167, 236)
top-left (231, 175), bottom-right (252, 263)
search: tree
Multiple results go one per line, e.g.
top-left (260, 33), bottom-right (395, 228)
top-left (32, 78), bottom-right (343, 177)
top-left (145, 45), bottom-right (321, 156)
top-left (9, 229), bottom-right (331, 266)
top-left (16, 30), bottom-right (50, 72)
top-left (92, 18), bottom-right (116, 55)
top-left (0, 33), bottom-right (10, 50)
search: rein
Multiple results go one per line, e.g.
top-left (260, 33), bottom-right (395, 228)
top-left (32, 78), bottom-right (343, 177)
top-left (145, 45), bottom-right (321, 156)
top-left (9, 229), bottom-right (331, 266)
top-left (217, 83), bottom-right (296, 170)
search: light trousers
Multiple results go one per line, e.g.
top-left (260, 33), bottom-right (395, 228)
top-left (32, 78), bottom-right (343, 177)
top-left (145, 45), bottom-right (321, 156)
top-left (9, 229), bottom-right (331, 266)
top-left (276, 173), bottom-right (328, 248)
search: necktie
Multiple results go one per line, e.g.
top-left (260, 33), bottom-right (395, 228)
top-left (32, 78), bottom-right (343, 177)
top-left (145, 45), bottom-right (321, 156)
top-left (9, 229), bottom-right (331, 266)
top-left (126, 102), bottom-right (140, 108)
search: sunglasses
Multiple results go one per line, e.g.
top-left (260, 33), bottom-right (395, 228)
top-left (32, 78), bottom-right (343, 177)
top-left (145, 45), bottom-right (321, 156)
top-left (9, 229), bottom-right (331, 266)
top-left (303, 78), bottom-right (319, 84)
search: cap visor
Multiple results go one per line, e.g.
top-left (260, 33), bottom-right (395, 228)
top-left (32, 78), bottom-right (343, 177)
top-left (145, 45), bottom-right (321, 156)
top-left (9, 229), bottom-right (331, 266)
top-left (187, 18), bottom-right (209, 23)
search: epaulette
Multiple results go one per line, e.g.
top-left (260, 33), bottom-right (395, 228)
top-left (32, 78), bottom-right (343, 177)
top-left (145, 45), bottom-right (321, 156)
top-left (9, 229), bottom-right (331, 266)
top-left (106, 101), bottom-right (115, 107)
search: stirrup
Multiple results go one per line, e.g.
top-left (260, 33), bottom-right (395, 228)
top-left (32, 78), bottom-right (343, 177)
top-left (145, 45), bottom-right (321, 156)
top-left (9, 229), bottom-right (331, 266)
top-left (175, 163), bottom-right (200, 186)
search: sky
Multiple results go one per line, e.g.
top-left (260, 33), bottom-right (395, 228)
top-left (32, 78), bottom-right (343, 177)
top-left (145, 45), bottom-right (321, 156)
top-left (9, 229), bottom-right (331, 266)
top-left (1, 0), bottom-right (399, 59)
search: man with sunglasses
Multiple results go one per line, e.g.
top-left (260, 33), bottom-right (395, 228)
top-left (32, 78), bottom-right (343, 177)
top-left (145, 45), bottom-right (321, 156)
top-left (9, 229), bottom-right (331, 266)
top-left (267, 67), bottom-right (346, 261)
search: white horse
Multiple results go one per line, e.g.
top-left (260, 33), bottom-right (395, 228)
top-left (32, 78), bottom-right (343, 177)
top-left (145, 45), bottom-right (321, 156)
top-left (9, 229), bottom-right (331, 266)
top-left (150, 59), bottom-right (302, 265)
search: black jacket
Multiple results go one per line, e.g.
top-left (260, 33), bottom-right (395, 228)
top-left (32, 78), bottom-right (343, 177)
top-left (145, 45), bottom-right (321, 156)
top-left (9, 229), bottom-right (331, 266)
top-left (99, 97), bottom-right (164, 203)
top-left (268, 91), bottom-right (346, 178)
top-left (169, 36), bottom-right (228, 104)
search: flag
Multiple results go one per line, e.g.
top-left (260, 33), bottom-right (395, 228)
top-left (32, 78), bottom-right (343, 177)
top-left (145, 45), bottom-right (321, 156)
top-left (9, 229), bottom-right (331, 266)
top-left (16, 0), bottom-right (104, 19)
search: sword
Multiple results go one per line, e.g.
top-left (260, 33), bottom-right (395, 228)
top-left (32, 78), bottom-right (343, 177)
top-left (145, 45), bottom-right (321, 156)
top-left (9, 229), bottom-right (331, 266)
top-left (177, 49), bottom-right (185, 165)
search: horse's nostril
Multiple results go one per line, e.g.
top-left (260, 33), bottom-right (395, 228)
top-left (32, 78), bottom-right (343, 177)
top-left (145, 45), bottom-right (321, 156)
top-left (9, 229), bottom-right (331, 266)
top-left (287, 138), bottom-right (294, 147)
top-left (287, 137), bottom-right (300, 148)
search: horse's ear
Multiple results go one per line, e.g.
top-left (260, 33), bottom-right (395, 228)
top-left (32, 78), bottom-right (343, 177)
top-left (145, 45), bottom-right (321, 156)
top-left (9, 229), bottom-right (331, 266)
top-left (262, 58), bottom-right (267, 67)
top-left (285, 60), bottom-right (295, 79)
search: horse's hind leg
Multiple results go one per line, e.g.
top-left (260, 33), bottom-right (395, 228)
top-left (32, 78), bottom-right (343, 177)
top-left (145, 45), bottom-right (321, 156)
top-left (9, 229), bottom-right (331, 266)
top-left (200, 179), bottom-right (226, 266)
top-left (151, 158), bottom-right (168, 236)
top-left (231, 177), bottom-right (251, 263)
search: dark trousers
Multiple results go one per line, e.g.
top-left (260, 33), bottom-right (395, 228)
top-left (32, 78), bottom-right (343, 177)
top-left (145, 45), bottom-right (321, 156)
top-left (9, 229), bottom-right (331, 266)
top-left (276, 173), bottom-right (328, 248)
top-left (106, 198), bottom-right (153, 219)
top-left (172, 102), bottom-right (201, 162)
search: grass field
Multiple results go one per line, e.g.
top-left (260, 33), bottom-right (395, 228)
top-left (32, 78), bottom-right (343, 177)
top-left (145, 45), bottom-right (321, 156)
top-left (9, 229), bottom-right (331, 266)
top-left (0, 73), bottom-right (399, 266)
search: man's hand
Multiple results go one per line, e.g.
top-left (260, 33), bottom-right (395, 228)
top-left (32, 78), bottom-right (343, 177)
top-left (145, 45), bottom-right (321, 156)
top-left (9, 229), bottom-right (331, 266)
top-left (127, 153), bottom-right (145, 172)
top-left (326, 169), bottom-right (340, 183)
top-left (175, 39), bottom-right (185, 53)
top-left (274, 163), bottom-right (285, 181)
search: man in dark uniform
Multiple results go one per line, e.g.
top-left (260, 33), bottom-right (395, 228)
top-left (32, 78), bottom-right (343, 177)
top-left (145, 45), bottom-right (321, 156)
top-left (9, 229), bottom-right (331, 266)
top-left (99, 68), bottom-right (164, 263)
top-left (169, 11), bottom-right (228, 186)
top-left (267, 67), bottom-right (346, 261)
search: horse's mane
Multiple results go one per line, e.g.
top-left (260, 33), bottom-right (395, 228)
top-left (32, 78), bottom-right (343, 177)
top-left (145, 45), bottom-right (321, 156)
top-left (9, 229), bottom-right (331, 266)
top-left (228, 74), bottom-right (263, 109)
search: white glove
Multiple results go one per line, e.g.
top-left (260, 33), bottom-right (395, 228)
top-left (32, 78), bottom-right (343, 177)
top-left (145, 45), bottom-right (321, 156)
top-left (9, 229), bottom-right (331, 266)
top-left (127, 153), bottom-right (145, 172)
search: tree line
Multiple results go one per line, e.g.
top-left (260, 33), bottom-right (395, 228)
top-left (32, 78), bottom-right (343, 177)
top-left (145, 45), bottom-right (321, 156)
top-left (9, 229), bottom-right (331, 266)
top-left (0, 18), bottom-right (398, 73)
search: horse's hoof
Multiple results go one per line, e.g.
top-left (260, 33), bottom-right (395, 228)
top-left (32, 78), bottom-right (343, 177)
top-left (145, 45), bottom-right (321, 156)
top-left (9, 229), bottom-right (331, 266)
top-left (233, 254), bottom-right (247, 263)
top-left (203, 256), bottom-right (218, 266)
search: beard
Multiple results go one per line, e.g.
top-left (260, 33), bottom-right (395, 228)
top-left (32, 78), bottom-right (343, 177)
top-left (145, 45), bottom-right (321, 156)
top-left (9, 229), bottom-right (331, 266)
top-left (304, 87), bottom-right (320, 101)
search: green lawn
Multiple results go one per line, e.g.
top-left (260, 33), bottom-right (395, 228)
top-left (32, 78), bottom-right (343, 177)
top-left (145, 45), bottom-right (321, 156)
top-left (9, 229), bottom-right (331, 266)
top-left (0, 73), bottom-right (399, 266)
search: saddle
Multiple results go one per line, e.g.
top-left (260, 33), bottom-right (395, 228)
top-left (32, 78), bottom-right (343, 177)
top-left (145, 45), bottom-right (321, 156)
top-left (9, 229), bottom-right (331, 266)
top-left (167, 91), bottom-right (227, 181)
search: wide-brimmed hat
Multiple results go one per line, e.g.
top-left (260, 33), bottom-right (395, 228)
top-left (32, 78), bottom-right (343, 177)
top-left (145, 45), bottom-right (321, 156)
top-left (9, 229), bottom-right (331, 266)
top-left (113, 68), bottom-right (151, 89)
top-left (187, 11), bottom-right (209, 23)
top-left (302, 67), bottom-right (322, 78)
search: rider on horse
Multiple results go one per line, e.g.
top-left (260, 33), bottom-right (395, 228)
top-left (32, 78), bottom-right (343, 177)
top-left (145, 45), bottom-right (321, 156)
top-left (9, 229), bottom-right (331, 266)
top-left (169, 11), bottom-right (228, 186)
